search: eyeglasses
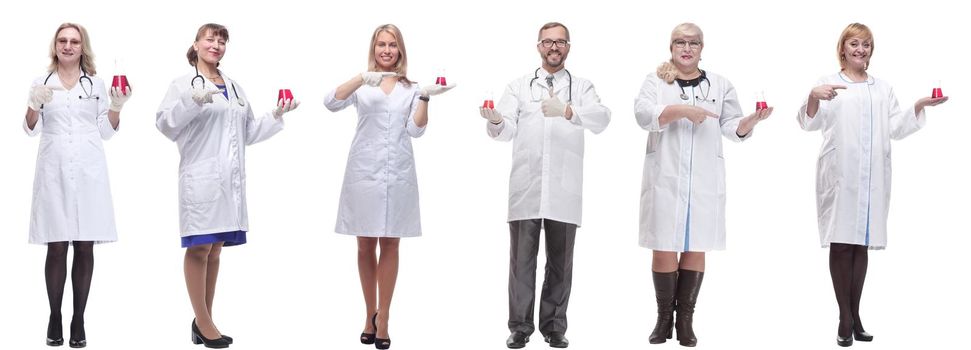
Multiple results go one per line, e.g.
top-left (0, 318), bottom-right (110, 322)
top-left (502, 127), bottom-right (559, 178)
top-left (672, 39), bottom-right (702, 50)
top-left (538, 39), bottom-right (570, 49)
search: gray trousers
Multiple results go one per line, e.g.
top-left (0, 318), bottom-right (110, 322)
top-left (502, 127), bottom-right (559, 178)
top-left (507, 218), bottom-right (577, 336)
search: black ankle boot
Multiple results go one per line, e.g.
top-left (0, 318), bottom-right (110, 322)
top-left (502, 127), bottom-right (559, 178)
top-left (649, 271), bottom-right (678, 344)
top-left (675, 270), bottom-right (704, 347)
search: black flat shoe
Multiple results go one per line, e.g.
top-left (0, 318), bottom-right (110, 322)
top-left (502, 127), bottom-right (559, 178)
top-left (68, 339), bottom-right (86, 348)
top-left (46, 337), bottom-right (64, 347)
top-left (544, 332), bottom-right (569, 348)
top-left (853, 330), bottom-right (873, 342)
top-left (506, 331), bottom-right (529, 349)
top-left (361, 313), bottom-right (377, 344)
top-left (192, 320), bottom-right (230, 349)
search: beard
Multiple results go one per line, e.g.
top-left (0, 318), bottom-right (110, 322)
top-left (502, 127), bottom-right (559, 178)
top-left (544, 50), bottom-right (564, 67)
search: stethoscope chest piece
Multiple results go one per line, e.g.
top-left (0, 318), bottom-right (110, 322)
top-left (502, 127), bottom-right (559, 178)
top-left (680, 93), bottom-right (689, 100)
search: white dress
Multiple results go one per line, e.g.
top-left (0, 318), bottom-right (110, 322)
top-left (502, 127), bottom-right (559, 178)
top-left (25, 73), bottom-right (118, 244)
top-left (635, 71), bottom-right (749, 252)
top-left (324, 82), bottom-right (425, 237)
top-left (797, 72), bottom-right (925, 249)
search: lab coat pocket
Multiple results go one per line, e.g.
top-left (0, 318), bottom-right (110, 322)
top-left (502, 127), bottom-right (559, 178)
top-left (817, 147), bottom-right (839, 190)
top-left (561, 151), bottom-right (583, 196)
top-left (181, 158), bottom-right (222, 205)
top-left (509, 148), bottom-right (531, 194)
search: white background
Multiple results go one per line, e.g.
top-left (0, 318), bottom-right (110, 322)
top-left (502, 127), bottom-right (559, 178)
top-left (1, 1), bottom-right (967, 349)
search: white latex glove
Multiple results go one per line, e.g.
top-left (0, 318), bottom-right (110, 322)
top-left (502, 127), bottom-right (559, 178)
top-left (28, 85), bottom-right (60, 111)
top-left (108, 86), bottom-right (132, 112)
top-left (273, 98), bottom-right (300, 118)
top-left (479, 107), bottom-right (503, 124)
top-left (361, 72), bottom-right (397, 87)
top-left (190, 85), bottom-right (223, 106)
top-left (420, 83), bottom-right (456, 97)
top-left (541, 97), bottom-right (568, 118)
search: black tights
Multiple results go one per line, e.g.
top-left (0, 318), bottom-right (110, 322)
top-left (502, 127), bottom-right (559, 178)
top-left (45, 241), bottom-right (94, 340)
top-left (829, 243), bottom-right (868, 337)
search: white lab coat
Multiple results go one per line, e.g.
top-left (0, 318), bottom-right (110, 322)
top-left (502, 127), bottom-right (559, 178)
top-left (25, 73), bottom-right (118, 244)
top-left (487, 69), bottom-right (610, 226)
top-left (156, 71), bottom-right (284, 237)
top-left (635, 72), bottom-right (749, 252)
top-left (798, 72), bottom-right (925, 249)
top-left (325, 82), bottom-right (425, 237)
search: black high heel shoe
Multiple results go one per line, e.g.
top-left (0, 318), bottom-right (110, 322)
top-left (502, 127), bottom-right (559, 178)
top-left (836, 321), bottom-right (853, 347)
top-left (192, 320), bottom-right (231, 349)
top-left (853, 329), bottom-right (873, 342)
top-left (360, 313), bottom-right (377, 344)
top-left (46, 314), bottom-right (63, 347)
top-left (372, 314), bottom-right (391, 349)
top-left (68, 318), bottom-right (86, 348)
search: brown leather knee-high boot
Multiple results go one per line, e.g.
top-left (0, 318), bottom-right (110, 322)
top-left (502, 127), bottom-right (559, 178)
top-left (649, 271), bottom-right (678, 344)
top-left (675, 269), bottom-right (704, 347)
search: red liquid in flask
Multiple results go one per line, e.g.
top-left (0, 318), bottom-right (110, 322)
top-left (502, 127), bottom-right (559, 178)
top-left (932, 87), bottom-right (943, 99)
top-left (435, 76), bottom-right (447, 86)
top-left (483, 100), bottom-right (494, 109)
top-left (278, 89), bottom-right (294, 103)
top-left (111, 75), bottom-right (129, 94)
top-left (756, 101), bottom-right (768, 110)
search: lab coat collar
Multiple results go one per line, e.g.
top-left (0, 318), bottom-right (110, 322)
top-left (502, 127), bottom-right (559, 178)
top-left (539, 68), bottom-right (569, 82)
top-left (837, 71), bottom-right (875, 85)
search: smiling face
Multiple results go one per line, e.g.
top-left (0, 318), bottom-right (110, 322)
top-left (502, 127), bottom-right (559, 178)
top-left (373, 30), bottom-right (400, 72)
top-left (54, 27), bottom-right (83, 67)
top-left (193, 29), bottom-right (226, 66)
top-left (841, 35), bottom-right (872, 71)
top-left (537, 25), bottom-right (570, 71)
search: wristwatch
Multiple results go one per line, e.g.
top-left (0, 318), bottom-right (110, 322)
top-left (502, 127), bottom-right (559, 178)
top-left (419, 95), bottom-right (430, 102)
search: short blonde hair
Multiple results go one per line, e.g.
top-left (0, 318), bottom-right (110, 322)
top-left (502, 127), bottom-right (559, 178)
top-left (837, 23), bottom-right (874, 70)
top-left (670, 23), bottom-right (703, 50)
top-left (48, 23), bottom-right (96, 75)
top-left (367, 24), bottom-right (412, 87)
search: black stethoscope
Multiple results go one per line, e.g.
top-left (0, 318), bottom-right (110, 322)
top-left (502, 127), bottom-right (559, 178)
top-left (192, 65), bottom-right (245, 107)
top-left (677, 69), bottom-right (714, 103)
top-left (529, 67), bottom-right (572, 102)
top-left (41, 56), bottom-right (97, 109)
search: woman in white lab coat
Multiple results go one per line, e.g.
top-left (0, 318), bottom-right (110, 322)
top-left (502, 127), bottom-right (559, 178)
top-left (635, 23), bottom-right (771, 347)
top-left (23, 23), bottom-right (130, 348)
top-left (324, 24), bottom-right (452, 350)
top-left (798, 23), bottom-right (947, 347)
top-left (156, 23), bottom-right (298, 348)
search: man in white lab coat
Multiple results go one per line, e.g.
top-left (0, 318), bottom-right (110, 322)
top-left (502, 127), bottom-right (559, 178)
top-left (480, 22), bottom-right (610, 349)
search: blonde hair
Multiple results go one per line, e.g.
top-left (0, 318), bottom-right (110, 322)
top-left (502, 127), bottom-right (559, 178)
top-left (657, 23), bottom-right (704, 83)
top-left (48, 23), bottom-right (96, 75)
top-left (187, 23), bottom-right (230, 67)
top-left (837, 23), bottom-right (874, 70)
top-left (669, 23), bottom-right (703, 50)
top-left (367, 24), bottom-right (412, 86)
